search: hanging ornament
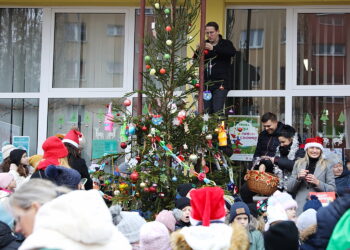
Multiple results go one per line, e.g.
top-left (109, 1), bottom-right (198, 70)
top-left (144, 55), bottom-right (151, 62)
top-left (130, 171), bottom-right (139, 182)
top-left (159, 192), bottom-right (165, 198)
top-left (338, 111), bottom-right (346, 126)
top-left (191, 79), bottom-right (198, 85)
top-left (172, 118), bottom-right (181, 126)
top-left (164, 8), bottom-right (170, 14)
top-left (119, 182), bottom-right (129, 190)
top-left (154, 3), bottom-right (160, 9)
top-left (150, 68), bottom-right (156, 75)
top-left (141, 125), bottom-right (148, 132)
top-left (120, 142), bottom-right (127, 149)
top-left (177, 110), bottom-right (186, 123)
top-left (114, 190), bottom-right (120, 195)
top-left (228, 108), bottom-right (235, 115)
top-left (145, 64), bottom-right (151, 69)
top-left (183, 143), bottom-right (188, 150)
top-left (104, 102), bottom-right (114, 132)
top-left (120, 121), bottom-right (128, 142)
top-left (195, 83), bottom-right (200, 89)
top-left (189, 154), bottom-right (198, 163)
top-left (143, 187), bottom-right (150, 192)
top-left (204, 49), bottom-right (209, 55)
top-left (163, 54), bottom-right (171, 60)
top-left (172, 176), bottom-right (177, 182)
top-left (159, 68), bottom-right (166, 74)
top-left (149, 186), bottom-right (157, 193)
top-left (128, 123), bottom-right (136, 135)
top-left (166, 40), bottom-right (173, 46)
top-left (218, 121), bottom-right (228, 146)
top-left (123, 99), bottom-right (131, 107)
top-left (152, 115), bottom-right (163, 125)
top-left (219, 85), bottom-right (225, 90)
top-left (135, 156), bottom-right (141, 162)
top-left (320, 109), bottom-right (329, 125)
top-left (304, 113), bottom-right (312, 128)
top-left (140, 182), bottom-right (146, 188)
top-left (165, 25), bottom-right (172, 32)
top-left (203, 90), bottom-right (212, 101)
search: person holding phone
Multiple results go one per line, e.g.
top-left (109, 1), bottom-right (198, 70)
top-left (287, 137), bottom-right (336, 215)
top-left (194, 21), bottom-right (236, 114)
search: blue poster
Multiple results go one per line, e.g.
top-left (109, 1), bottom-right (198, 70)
top-left (13, 136), bottom-right (30, 156)
top-left (92, 140), bottom-right (118, 159)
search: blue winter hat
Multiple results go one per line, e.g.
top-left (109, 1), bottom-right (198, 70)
top-left (229, 201), bottom-right (251, 223)
top-left (303, 195), bottom-right (322, 211)
top-left (45, 165), bottom-right (81, 189)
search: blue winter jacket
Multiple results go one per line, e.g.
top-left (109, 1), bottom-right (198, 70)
top-left (335, 166), bottom-right (350, 196)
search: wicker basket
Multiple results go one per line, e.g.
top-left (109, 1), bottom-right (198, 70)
top-left (244, 170), bottom-right (279, 196)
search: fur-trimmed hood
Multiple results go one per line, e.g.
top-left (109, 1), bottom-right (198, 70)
top-left (300, 224), bottom-right (317, 242)
top-left (171, 222), bottom-right (249, 250)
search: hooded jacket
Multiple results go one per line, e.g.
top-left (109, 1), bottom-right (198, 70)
top-left (253, 122), bottom-right (284, 159)
top-left (19, 190), bottom-right (131, 250)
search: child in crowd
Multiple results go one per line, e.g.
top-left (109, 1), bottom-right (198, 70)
top-left (229, 201), bottom-right (265, 250)
top-left (156, 210), bottom-right (178, 233)
top-left (296, 209), bottom-right (317, 249)
top-left (268, 191), bottom-right (298, 223)
top-left (0, 173), bottom-right (16, 202)
top-left (174, 197), bottom-right (191, 230)
top-left (139, 221), bottom-right (171, 250)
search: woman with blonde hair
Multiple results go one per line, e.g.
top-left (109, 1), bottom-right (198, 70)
top-left (31, 136), bottom-right (70, 180)
top-left (287, 137), bottom-right (336, 215)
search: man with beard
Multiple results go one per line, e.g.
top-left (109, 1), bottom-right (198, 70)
top-left (260, 125), bottom-right (305, 191)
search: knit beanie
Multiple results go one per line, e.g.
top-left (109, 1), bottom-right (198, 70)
top-left (223, 195), bottom-right (235, 210)
top-left (303, 195), bottom-right (322, 212)
top-left (45, 165), bottom-right (81, 189)
top-left (1, 144), bottom-right (16, 160)
top-left (229, 201), bottom-right (250, 223)
top-left (0, 173), bottom-right (14, 189)
top-left (269, 190), bottom-right (297, 210)
top-left (37, 136), bottom-right (68, 170)
top-left (29, 155), bottom-right (43, 168)
top-left (139, 221), bottom-right (171, 250)
top-left (177, 183), bottom-right (194, 198)
top-left (296, 209), bottom-right (317, 232)
top-left (175, 197), bottom-right (191, 210)
top-left (156, 210), bottom-right (177, 232)
top-left (9, 149), bottom-right (26, 166)
top-left (190, 187), bottom-right (226, 226)
top-left (264, 221), bottom-right (299, 250)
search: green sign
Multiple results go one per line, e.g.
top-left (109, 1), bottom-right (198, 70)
top-left (228, 115), bottom-right (260, 161)
top-left (92, 140), bottom-right (117, 159)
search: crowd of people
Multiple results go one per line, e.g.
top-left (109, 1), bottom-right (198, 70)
top-left (0, 112), bottom-right (350, 249)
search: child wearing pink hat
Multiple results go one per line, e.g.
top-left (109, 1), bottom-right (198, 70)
top-left (0, 173), bottom-right (16, 202)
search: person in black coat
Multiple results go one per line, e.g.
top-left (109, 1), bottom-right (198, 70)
top-left (0, 221), bottom-right (22, 250)
top-left (194, 21), bottom-right (236, 114)
top-left (62, 129), bottom-right (93, 190)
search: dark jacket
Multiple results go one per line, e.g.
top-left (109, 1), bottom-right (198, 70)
top-left (263, 221), bottom-right (299, 250)
top-left (30, 169), bottom-right (48, 180)
top-left (275, 148), bottom-right (305, 172)
top-left (194, 35), bottom-right (236, 90)
top-left (0, 221), bottom-right (21, 250)
top-left (253, 122), bottom-right (284, 159)
top-left (175, 220), bottom-right (191, 231)
top-left (335, 167), bottom-right (350, 196)
top-left (68, 157), bottom-right (92, 190)
top-left (311, 192), bottom-right (350, 249)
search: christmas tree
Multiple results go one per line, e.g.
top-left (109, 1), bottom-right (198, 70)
top-left (94, 0), bottom-right (238, 215)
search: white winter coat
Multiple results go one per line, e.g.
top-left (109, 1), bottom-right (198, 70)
top-left (19, 190), bottom-right (132, 250)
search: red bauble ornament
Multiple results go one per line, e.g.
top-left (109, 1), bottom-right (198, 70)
top-left (141, 126), bottom-right (148, 132)
top-left (123, 99), bottom-right (131, 106)
top-left (130, 171), bottom-right (139, 182)
top-left (149, 186), bottom-right (157, 193)
top-left (145, 64), bottom-right (151, 69)
top-left (204, 49), bottom-right (209, 55)
top-left (238, 127), bottom-right (243, 132)
top-left (144, 187), bottom-right (150, 192)
top-left (165, 25), bottom-right (172, 32)
top-left (136, 156), bottom-right (141, 162)
top-left (120, 142), bottom-right (127, 149)
top-left (116, 113), bottom-right (120, 116)
top-left (195, 83), bottom-right (200, 88)
top-left (159, 68), bottom-right (166, 74)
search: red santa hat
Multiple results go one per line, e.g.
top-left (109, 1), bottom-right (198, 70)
top-left (62, 129), bottom-right (82, 148)
top-left (304, 136), bottom-right (324, 151)
top-left (189, 186), bottom-right (226, 227)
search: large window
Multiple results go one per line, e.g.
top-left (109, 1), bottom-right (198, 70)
top-left (293, 96), bottom-right (350, 149)
top-left (0, 99), bottom-right (39, 155)
top-left (298, 13), bottom-right (350, 85)
top-left (53, 13), bottom-right (126, 88)
top-left (0, 9), bottom-right (42, 92)
top-left (47, 98), bottom-right (124, 163)
top-left (226, 9), bottom-right (286, 90)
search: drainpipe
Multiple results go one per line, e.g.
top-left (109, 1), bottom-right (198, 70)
top-left (198, 0), bottom-right (206, 114)
top-left (137, 0), bottom-right (146, 116)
